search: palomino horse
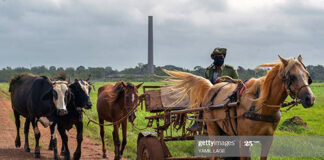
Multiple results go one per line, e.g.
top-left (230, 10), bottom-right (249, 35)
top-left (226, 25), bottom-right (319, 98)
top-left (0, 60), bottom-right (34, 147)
top-left (97, 82), bottom-right (143, 160)
top-left (163, 55), bottom-right (315, 160)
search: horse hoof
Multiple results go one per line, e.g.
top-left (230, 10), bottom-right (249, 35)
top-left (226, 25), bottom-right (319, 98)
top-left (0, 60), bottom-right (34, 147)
top-left (24, 147), bottom-right (30, 152)
top-left (55, 157), bottom-right (61, 160)
top-left (103, 153), bottom-right (107, 158)
top-left (60, 151), bottom-right (65, 156)
top-left (34, 152), bottom-right (41, 158)
top-left (114, 156), bottom-right (121, 160)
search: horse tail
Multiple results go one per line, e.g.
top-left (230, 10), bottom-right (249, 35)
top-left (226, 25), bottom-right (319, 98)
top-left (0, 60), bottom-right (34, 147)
top-left (163, 69), bottom-right (213, 108)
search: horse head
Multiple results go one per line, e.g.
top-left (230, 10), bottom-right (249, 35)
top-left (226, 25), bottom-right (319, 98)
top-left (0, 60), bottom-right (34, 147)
top-left (121, 82), bottom-right (143, 123)
top-left (279, 55), bottom-right (315, 108)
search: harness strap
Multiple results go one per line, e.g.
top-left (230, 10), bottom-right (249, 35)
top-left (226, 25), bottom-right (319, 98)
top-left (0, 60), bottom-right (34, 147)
top-left (244, 85), bottom-right (282, 124)
top-left (225, 103), bottom-right (237, 135)
top-left (202, 82), bottom-right (239, 135)
top-left (239, 86), bottom-right (245, 96)
top-left (206, 83), bottom-right (230, 106)
top-left (243, 112), bottom-right (281, 123)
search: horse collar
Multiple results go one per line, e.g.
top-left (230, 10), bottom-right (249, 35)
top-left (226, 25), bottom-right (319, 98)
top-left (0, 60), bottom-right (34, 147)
top-left (244, 87), bottom-right (281, 124)
top-left (242, 111), bottom-right (281, 124)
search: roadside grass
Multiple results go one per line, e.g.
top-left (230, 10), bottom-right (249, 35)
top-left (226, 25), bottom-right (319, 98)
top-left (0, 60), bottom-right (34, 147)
top-left (0, 83), bottom-right (9, 99)
top-left (1, 82), bottom-right (323, 159)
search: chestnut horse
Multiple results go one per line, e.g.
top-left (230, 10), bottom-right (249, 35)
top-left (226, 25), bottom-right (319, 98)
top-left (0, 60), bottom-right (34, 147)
top-left (163, 55), bottom-right (315, 160)
top-left (97, 82), bottom-right (143, 160)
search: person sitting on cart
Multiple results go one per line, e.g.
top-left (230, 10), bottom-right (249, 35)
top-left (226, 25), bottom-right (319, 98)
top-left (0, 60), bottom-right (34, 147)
top-left (205, 47), bottom-right (239, 84)
top-left (188, 47), bottom-right (239, 132)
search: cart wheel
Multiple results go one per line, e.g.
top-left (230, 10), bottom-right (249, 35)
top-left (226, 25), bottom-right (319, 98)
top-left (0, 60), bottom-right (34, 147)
top-left (137, 137), bottom-right (164, 160)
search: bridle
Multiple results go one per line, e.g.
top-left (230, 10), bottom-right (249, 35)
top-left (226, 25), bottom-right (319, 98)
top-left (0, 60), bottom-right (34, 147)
top-left (259, 59), bottom-right (312, 111)
top-left (282, 63), bottom-right (312, 101)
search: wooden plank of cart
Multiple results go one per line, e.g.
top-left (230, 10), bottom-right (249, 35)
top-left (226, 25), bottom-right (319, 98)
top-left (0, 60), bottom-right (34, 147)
top-left (136, 86), bottom-right (239, 160)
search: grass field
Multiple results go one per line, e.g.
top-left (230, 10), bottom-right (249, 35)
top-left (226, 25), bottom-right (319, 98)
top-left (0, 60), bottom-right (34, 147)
top-left (1, 82), bottom-right (323, 160)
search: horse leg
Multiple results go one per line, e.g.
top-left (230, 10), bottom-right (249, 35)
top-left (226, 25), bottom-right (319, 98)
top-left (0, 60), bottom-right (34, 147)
top-left (205, 112), bottom-right (222, 160)
top-left (58, 125), bottom-right (70, 160)
top-left (99, 118), bottom-right (107, 158)
top-left (24, 118), bottom-right (30, 152)
top-left (31, 118), bottom-right (41, 158)
top-left (112, 125), bottom-right (121, 160)
top-left (14, 111), bottom-right (21, 148)
top-left (237, 136), bottom-right (251, 160)
top-left (73, 121), bottom-right (83, 160)
top-left (120, 120), bottom-right (127, 155)
top-left (260, 138), bottom-right (273, 160)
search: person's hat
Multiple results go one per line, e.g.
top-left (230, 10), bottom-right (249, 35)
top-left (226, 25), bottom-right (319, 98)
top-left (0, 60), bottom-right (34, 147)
top-left (211, 48), bottom-right (227, 59)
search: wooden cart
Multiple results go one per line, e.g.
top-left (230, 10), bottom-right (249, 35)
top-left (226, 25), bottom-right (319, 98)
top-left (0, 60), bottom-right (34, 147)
top-left (136, 86), bottom-right (238, 160)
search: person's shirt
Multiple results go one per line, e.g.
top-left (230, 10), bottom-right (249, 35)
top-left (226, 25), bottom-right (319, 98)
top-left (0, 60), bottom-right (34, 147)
top-left (211, 71), bottom-right (219, 84)
top-left (205, 64), bottom-right (239, 84)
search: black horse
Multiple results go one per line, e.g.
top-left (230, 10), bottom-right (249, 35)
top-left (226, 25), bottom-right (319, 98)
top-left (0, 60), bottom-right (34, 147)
top-left (48, 78), bottom-right (92, 160)
top-left (9, 73), bottom-right (69, 159)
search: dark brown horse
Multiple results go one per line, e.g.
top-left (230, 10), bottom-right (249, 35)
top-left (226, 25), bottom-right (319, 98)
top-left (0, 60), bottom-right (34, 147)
top-left (97, 81), bottom-right (143, 160)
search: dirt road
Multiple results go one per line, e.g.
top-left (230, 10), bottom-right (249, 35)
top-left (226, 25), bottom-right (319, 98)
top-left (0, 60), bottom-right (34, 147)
top-left (0, 97), bottom-right (127, 160)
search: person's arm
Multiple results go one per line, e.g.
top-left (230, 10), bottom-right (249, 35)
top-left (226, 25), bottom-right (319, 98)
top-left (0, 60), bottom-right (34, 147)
top-left (232, 69), bottom-right (239, 79)
top-left (205, 67), bottom-right (210, 79)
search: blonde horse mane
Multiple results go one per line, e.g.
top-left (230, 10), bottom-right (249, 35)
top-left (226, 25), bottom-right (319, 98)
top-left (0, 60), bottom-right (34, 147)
top-left (162, 69), bottom-right (212, 108)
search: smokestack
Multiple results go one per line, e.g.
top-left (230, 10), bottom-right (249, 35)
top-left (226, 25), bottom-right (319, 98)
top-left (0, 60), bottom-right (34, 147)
top-left (148, 16), bottom-right (154, 74)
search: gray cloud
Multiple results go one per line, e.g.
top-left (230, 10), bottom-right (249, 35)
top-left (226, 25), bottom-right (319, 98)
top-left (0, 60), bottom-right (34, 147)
top-left (0, 0), bottom-right (323, 70)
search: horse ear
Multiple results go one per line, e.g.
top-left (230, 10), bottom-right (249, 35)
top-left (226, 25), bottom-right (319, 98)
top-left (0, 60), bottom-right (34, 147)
top-left (298, 55), bottom-right (303, 63)
top-left (136, 82), bottom-right (144, 89)
top-left (278, 55), bottom-right (288, 66)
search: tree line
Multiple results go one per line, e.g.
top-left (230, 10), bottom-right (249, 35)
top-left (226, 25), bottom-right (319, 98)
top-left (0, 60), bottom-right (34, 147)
top-left (0, 63), bottom-right (323, 82)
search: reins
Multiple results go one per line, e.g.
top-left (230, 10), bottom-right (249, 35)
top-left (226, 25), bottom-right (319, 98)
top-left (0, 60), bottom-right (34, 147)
top-left (262, 79), bottom-right (310, 112)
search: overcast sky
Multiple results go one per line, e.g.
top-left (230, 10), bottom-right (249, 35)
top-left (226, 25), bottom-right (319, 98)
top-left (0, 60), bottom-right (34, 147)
top-left (0, 0), bottom-right (323, 70)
